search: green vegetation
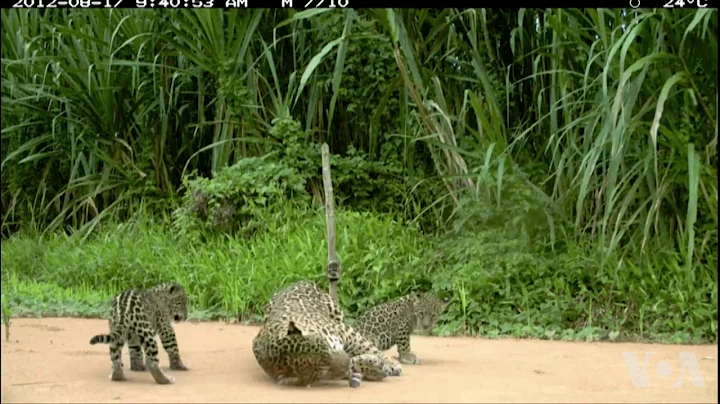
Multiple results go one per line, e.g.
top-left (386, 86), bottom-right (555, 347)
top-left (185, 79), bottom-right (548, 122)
top-left (1, 8), bottom-right (717, 344)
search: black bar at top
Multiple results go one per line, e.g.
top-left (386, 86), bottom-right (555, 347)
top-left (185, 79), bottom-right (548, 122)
top-left (9, 0), bottom-right (718, 9)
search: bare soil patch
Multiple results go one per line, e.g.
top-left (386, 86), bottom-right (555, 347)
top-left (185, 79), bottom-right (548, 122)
top-left (1, 318), bottom-right (716, 403)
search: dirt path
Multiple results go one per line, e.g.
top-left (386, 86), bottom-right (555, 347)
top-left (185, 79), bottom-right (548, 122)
top-left (1, 318), bottom-right (717, 403)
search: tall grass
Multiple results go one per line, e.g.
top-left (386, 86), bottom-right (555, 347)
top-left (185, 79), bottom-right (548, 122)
top-left (3, 10), bottom-right (716, 254)
top-left (1, 8), bottom-right (716, 342)
top-left (382, 8), bottom-right (717, 264)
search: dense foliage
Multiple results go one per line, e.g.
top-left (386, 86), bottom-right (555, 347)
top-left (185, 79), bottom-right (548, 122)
top-left (1, 8), bottom-right (717, 343)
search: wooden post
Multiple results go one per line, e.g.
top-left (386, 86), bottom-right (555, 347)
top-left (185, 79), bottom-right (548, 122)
top-left (321, 143), bottom-right (340, 304)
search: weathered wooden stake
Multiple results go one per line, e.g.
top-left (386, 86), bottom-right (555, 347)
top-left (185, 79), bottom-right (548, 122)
top-left (321, 143), bottom-right (341, 304)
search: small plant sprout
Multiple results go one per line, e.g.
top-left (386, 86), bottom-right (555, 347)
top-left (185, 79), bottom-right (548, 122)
top-left (1, 295), bottom-right (13, 342)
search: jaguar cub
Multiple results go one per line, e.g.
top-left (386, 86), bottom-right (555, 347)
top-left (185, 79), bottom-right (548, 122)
top-left (354, 292), bottom-right (450, 365)
top-left (89, 282), bottom-right (189, 384)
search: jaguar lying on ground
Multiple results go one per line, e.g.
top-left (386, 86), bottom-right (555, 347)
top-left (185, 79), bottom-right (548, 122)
top-left (354, 292), bottom-right (451, 365)
top-left (89, 282), bottom-right (189, 385)
top-left (252, 280), bottom-right (403, 388)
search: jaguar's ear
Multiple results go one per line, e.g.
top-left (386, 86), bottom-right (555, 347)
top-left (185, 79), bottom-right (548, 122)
top-left (287, 321), bottom-right (302, 336)
top-left (168, 284), bottom-right (177, 294)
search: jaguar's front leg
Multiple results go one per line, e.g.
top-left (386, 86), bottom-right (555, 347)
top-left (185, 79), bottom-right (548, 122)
top-left (349, 353), bottom-right (402, 383)
top-left (159, 323), bottom-right (189, 371)
top-left (396, 332), bottom-right (420, 365)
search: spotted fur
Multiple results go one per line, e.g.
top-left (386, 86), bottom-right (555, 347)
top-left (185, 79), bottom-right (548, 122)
top-left (89, 282), bottom-right (189, 384)
top-left (354, 292), bottom-right (451, 365)
top-left (252, 281), bottom-right (403, 388)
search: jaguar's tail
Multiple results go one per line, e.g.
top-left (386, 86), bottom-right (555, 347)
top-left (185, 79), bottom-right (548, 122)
top-left (89, 334), bottom-right (112, 345)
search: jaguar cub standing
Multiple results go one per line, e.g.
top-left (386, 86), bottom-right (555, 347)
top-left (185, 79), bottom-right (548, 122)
top-left (253, 280), bottom-right (403, 388)
top-left (354, 292), bottom-right (450, 365)
top-left (89, 282), bottom-right (189, 385)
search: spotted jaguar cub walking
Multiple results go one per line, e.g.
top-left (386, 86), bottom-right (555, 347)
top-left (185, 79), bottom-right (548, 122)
top-left (354, 292), bottom-right (451, 365)
top-left (89, 282), bottom-right (189, 384)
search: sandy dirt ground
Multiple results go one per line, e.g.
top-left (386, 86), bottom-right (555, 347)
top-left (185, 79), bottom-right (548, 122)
top-left (1, 318), bottom-right (717, 403)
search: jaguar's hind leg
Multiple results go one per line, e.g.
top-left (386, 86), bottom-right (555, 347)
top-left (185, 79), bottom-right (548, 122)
top-left (128, 339), bottom-right (146, 371)
top-left (108, 332), bottom-right (127, 382)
